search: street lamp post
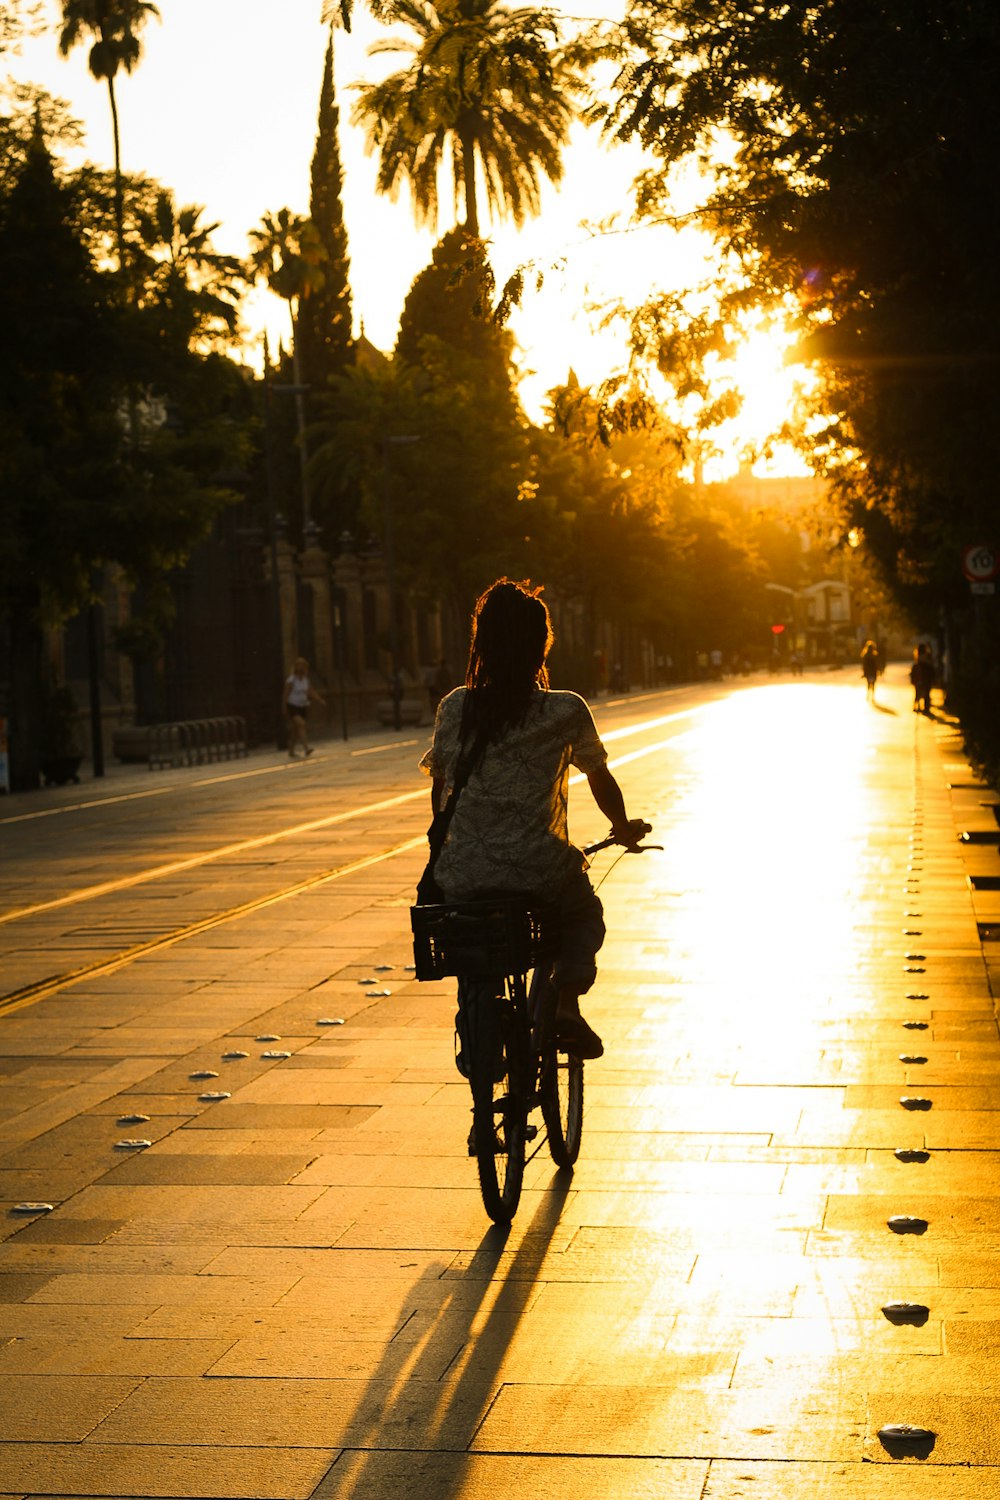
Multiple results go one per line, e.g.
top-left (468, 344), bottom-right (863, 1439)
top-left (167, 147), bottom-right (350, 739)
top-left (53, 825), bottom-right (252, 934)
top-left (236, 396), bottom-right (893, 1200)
top-left (382, 434), bottom-right (420, 732)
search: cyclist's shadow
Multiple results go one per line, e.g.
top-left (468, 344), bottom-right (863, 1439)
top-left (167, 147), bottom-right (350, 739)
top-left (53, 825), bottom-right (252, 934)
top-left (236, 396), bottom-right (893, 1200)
top-left (311, 1173), bottom-right (574, 1498)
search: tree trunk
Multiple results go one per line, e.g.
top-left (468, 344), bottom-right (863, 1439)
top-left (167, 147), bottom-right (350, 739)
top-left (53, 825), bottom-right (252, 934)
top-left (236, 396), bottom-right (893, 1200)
top-left (459, 124), bottom-right (479, 237)
top-left (107, 76), bottom-right (125, 277)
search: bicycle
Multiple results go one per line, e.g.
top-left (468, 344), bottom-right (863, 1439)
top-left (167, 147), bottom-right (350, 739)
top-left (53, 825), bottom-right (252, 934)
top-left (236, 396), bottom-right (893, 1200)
top-left (410, 826), bottom-right (656, 1224)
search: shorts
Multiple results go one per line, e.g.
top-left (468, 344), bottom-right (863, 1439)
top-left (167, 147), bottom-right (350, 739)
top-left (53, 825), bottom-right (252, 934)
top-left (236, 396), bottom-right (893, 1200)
top-left (286, 702), bottom-right (308, 719)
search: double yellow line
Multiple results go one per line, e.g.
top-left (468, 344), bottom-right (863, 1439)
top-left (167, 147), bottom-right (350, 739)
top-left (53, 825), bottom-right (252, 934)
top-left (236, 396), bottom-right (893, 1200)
top-left (0, 837), bottom-right (424, 1019)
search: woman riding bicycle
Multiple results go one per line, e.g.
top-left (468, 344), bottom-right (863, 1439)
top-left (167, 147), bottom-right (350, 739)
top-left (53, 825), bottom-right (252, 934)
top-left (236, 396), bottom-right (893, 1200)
top-left (420, 577), bottom-right (648, 1059)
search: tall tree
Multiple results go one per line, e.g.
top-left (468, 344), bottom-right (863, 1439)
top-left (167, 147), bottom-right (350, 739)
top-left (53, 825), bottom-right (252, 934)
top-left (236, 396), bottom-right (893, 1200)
top-left (352, 0), bottom-right (580, 236)
top-left (249, 208), bottom-right (325, 534)
top-left (57, 0), bottom-right (159, 272)
top-left (298, 30), bottom-right (353, 397)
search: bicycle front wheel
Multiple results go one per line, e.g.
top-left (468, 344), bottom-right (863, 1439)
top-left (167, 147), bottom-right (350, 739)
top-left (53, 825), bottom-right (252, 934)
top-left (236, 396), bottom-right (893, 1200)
top-left (541, 1047), bottom-right (584, 1167)
top-left (469, 992), bottom-right (528, 1224)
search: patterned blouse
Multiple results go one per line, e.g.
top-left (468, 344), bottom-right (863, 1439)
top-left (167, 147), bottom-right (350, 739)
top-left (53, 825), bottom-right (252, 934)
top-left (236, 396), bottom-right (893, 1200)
top-left (419, 686), bottom-right (608, 898)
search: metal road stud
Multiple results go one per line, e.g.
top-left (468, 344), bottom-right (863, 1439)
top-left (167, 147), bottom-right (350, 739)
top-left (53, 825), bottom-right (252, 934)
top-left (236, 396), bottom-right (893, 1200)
top-left (190, 1070), bottom-right (219, 1080)
top-left (882, 1302), bottom-right (930, 1323)
top-left (222, 1050), bottom-right (249, 1060)
top-left (261, 1051), bottom-right (291, 1059)
top-left (199, 1091), bottom-right (231, 1102)
top-left (12, 1203), bottom-right (55, 1214)
top-left (900, 1096), bottom-right (933, 1109)
top-left (118, 1113), bottom-right (150, 1124)
top-left (899, 1055), bottom-right (928, 1064)
top-left (887, 1215), bottom-right (929, 1233)
top-left (894, 1148), bottom-right (931, 1162)
top-left (114, 1139), bottom-right (152, 1150)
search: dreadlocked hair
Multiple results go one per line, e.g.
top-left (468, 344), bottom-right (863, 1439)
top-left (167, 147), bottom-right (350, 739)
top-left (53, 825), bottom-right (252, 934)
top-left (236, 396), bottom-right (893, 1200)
top-left (459, 578), bottom-right (553, 751)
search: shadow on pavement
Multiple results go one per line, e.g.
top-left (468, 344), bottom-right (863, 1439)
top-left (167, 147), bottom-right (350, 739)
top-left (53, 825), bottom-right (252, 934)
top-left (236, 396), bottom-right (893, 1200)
top-left (310, 1175), bottom-right (574, 1499)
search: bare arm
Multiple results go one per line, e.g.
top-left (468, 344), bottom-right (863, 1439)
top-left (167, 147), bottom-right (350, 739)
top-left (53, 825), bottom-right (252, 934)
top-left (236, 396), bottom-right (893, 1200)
top-left (586, 763), bottom-right (648, 845)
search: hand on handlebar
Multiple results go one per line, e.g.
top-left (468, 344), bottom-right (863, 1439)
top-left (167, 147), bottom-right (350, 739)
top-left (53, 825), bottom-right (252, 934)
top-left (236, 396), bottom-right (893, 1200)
top-left (613, 818), bottom-right (653, 850)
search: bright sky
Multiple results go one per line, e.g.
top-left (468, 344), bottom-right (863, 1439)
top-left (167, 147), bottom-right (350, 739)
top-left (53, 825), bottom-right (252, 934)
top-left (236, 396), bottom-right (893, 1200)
top-left (7, 0), bottom-right (809, 475)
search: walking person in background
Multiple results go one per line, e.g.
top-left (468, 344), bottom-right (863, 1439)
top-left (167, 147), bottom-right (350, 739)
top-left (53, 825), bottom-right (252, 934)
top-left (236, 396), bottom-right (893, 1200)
top-left (283, 656), bottom-right (324, 757)
top-left (861, 640), bottom-right (880, 700)
top-left (910, 644), bottom-right (934, 714)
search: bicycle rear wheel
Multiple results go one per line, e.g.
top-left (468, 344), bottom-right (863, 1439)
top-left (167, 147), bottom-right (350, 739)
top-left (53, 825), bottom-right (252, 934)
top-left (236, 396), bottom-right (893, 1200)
top-left (466, 984), bottom-right (528, 1223)
top-left (541, 1047), bottom-right (584, 1167)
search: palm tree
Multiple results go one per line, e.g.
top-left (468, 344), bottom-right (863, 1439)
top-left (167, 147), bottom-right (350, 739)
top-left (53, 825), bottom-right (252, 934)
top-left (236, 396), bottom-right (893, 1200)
top-left (58, 0), bottom-right (159, 272)
top-left (135, 190), bottom-right (245, 343)
top-left (352, 0), bottom-right (580, 237)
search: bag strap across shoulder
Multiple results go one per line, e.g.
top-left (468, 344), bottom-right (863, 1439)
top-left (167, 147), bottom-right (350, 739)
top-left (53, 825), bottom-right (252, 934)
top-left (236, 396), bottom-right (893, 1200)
top-left (425, 732), bottom-right (485, 868)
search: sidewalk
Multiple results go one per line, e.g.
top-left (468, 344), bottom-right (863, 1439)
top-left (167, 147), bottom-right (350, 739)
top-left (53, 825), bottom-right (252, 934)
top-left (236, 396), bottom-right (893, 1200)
top-left (1, 672), bottom-right (999, 1498)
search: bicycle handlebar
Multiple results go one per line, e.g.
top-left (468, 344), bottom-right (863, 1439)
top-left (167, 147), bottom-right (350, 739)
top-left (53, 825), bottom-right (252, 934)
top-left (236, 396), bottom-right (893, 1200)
top-left (583, 823), bottom-right (661, 856)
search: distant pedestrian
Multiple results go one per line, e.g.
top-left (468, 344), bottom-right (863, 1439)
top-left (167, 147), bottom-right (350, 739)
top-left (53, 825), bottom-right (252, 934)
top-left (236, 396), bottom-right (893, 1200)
top-left (861, 640), bottom-right (879, 700)
top-left (283, 656), bottom-right (324, 757)
top-left (910, 644), bottom-right (934, 714)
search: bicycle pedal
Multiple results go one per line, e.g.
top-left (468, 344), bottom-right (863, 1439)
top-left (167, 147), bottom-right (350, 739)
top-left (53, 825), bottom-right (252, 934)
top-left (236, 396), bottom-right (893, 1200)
top-left (525, 1124), bottom-right (538, 1141)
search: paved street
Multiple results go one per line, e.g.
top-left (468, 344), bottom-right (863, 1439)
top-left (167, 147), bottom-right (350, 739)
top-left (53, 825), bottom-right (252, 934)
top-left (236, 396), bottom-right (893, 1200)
top-left (1, 668), bottom-right (999, 1499)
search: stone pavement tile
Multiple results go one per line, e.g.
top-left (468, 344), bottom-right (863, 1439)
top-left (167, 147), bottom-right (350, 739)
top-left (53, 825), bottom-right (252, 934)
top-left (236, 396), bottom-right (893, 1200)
top-left (230, 1071), bottom-right (444, 1109)
top-left (0, 1303), bottom-right (154, 1338)
top-left (0, 1373), bottom-right (142, 1440)
top-left (784, 1151), bottom-right (1000, 1195)
top-left (472, 1383), bottom-right (865, 1461)
top-left (0, 1271), bottom-right (52, 1301)
top-left (5, 1217), bottom-right (125, 1246)
top-left (666, 1312), bottom-right (940, 1357)
top-left (775, 1109), bottom-right (931, 1149)
top-left (183, 1104), bottom-right (378, 1132)
top-left (587, 1132), bottom-right (771, 1159)
top-left (28, 1271), bottom-right (295, 1307)
top-left (690, 1250), bottom-right (941, 1296)
top-left (0, 1442), bottom-right (337, 1499)
top-left (939, 1254), bottom-right (1000, 1289)
top-left (865, 1395), bottom-right (1000, 1465)
top-left (0, 1236), bottom-right (211, 1272)
top-left (823, 1194), bottom-right (1000, 1239)
top-left (107, 1154), bottom-right (316, 1187)
top-left (291, 1152), bottom-right (479, 1190)
top-left (310, 1451), bottom-right (709, 1500)
top-left (552, 1188), bottom-right (826, 1235)
top-left (91, 1374), bottom-right (489, 1450)
top-left (47, 1183), bottom-right (328, 1226)
top-left (709, 1144), bottom-right (867, 1164)
top-left (702, 1460), bottom-right (1000, 1498)
top-left (539, 1159), bottom-right (786, 1195)
top-left (200, 1246), bottom-right (453, 1281)
top-left (0, 1334), bottom-right (234, 1376)
top-left (316, 1185), bottom-right (534, 1251)
top-left (847, 1085), bottom-right (1000, 1110)
top-left (137, 1129), bottom-right (325, 1156)
top-left (924, 1117), bottom-right (1000, 1149)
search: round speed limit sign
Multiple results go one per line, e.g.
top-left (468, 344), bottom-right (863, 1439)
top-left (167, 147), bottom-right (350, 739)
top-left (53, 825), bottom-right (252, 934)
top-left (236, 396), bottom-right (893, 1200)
top-left (962, 544), bottom-right (998, 582)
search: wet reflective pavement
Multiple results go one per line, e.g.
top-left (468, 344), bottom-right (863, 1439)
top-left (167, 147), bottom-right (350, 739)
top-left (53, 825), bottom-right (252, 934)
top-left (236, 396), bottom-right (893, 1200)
top-left (1, 670), bottom-right (999, 1498)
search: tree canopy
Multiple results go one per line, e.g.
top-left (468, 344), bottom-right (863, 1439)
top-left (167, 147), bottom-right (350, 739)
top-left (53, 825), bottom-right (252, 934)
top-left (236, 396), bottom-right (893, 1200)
top-left (352, 0), bottom-right (581, 236)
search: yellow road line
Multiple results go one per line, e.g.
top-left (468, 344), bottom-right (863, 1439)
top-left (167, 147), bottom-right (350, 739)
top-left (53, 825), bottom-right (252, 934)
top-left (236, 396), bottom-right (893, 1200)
top-left (1, 702), bottom-right (702, 930)
top-left (0, 789), bottom-right (428, 927)
top-left (0, 836), bottom-right (426, 1019)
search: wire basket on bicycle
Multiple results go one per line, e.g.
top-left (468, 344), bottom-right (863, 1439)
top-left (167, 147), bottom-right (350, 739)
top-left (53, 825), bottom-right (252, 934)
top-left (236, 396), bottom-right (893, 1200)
top-left (411, 895), bottom-right (551, 981)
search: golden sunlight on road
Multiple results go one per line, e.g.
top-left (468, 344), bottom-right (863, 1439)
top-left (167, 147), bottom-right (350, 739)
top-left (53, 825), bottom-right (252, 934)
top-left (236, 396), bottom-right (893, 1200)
top-left (648, 682), bottom-right (881, 1008)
